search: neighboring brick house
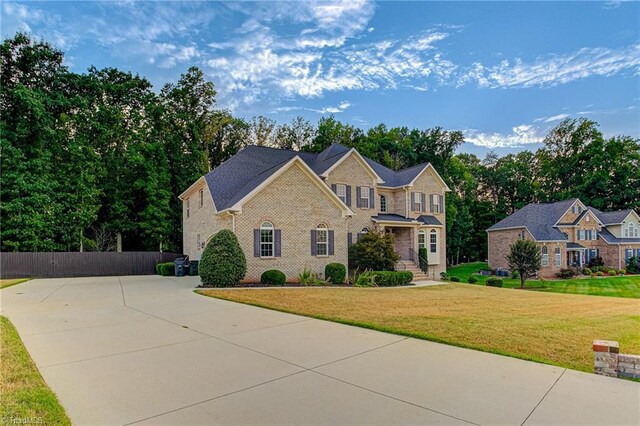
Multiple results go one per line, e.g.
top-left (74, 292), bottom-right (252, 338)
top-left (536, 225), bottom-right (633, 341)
top-left (179, 143), bottom-right (450, 281)
top-left (487, 198), bottom-right (640, 277)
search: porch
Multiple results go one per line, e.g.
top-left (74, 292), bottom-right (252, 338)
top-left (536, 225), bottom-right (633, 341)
top-left (566, 243), bottom-right (585, 268)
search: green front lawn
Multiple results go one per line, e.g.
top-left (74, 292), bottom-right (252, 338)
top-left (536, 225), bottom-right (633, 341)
top-left (199, 284), bottom-right (640, 372)
top-left (0, 279), bottom-right (30, 289)
top-left (447, 262), bottom-right (640, 298)
top-left (0, 316), bottom-right (70, 425)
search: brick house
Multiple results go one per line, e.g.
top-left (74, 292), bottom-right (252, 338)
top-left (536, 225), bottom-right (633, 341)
top-left (487, 198), bottom-right (640, 277)
top-left (179, 144), bottom-right (450, 281)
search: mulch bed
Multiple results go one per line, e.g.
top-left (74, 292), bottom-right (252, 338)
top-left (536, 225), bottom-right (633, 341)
top-left (197, 282), bottom-right (353, 288)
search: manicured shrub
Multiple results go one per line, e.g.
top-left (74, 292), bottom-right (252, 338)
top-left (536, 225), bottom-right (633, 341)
top-left (325, 263), bottom-right (346, 284)
top-left (348, 230), bottom-right (399, 271)
top-left (156, 262), bottom-right (175, 276)
top-left (354, 271), bottom-right (413, 287)
top-left (298, 268), bottom-right (330, 286)
top-left (486, 277), bottom-right (503, 287)
top-left (617, 269), bottom-right (626, 275)
top-left (595, 271), bottom-right (604, 277)
top-left (467, 276), bottom-right (478, 284)
top-left (588, 256), bottom-right (604, 268)
top-left (260, 269), bottom-right (286, 286)
top-left (440, 272), bottom-right (449, 280)
top-left (556, 268), bottom-right (575, 279)
top-left (582, 267), bottom-right (592, 275)
top-left (199, 229), bottom-right (247, 287)
top-left (449, 276), bottom-right (461, 282)
top-left (606, 269), bottom-right (617, 276)
top-left (627, 256), bottom-right (640, 274)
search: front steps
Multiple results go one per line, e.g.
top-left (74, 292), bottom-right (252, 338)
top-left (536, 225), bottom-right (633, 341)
top-left (397, 260), bottom-right (432, 281)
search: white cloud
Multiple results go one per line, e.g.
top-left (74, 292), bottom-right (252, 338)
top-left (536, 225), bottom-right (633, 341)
top-left (465, 124), bottom-right (545, 148)
top-left (534, 113), bottom-right (570, 123)
top-left (275, 100), bottom-right (352, 114)
top-left (461, 44), bottom-right (640, 88)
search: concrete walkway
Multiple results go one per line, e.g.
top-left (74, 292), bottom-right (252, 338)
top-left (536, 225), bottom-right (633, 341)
top-left (1, 276), bottom-right (638, 425)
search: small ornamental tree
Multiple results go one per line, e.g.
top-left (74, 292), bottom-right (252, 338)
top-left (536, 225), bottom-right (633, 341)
top-left (199, 229), bottom-right (247, 287)
top-left (506, 239), bottom-right (541, 289)
top-left (348, 230), bottom-right (400, 271)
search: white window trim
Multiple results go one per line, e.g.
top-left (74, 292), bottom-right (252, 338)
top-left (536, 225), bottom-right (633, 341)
top-left (418, 230), bottom-right (426, 249)
top-left (198, 189), bottom-right (204, 208)
top-left (555, 247), bottom-right (561, 266)
top-left (541, 246), bottom-right (549, 266)
top-left (260, 221), bottom-right (275, 258)
top-left (316, 224), bottom-right (328, 257)
top-left (380, 195), bottom-right (387, 213)
top-left (429, 230), bottom-right (437, 253)
top-left (336, 184), bottom-right (346, 203)
top-left (361, 187), bottom-right (370, 209)
top-left (413, 192), bottom-right (422, 212)
top-left (433, 194), bottom-right (440, 214)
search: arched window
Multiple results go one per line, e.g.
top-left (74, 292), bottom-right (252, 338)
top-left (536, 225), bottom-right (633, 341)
top-left (418, 230), bottom-right (426, 249)
top-left (628, 223), bottom-right (637, 238)
top-left (316, 224), bottom-right (328, 256)
top-left (260, 221), bottom-right (274, 257)
top-left (541, 246), bottom-right (548, 266)
top-left (380, 195), bottom-right (387, 213)
top-left (429, 230), bottom-right (437, 253)
top-left (555, 246), bottom-right (561, 265)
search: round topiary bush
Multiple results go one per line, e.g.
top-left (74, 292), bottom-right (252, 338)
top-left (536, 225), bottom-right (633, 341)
top-left (325, 263), bottom-right (346, 284)
top-left (261, 269), bottom-right (286, 286)
top-left (467, 276), bottom-right (478, 284)
top-left (199, 230), bottom-right (247, 287)
top-left (449, 276), bottom-right (461, 282)
top-left (486, 277), bottom-right (503, 287)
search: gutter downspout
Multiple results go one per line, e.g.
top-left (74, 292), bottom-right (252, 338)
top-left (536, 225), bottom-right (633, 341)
top-left (225, 211), bottom-right (237, 234)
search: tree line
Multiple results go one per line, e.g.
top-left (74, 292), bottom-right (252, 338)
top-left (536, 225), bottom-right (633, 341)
top-left (2, 34), bottom-right (639, 263)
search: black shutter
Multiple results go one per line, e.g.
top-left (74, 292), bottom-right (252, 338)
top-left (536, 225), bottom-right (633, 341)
top-left (356, 187), bottom-right (362, 208)
top-left (274, 230), bottom-right (281, 257)
top-left (369, 188), bottom-right (375, 209)
top-left (311, 230), bottom-right (317, 256)
top-left (331, 183), bottom-right (337, 194)
top-left (253, 229), bottom-right (260, 257)
top-left (346, 186), bottom-right (352, 206)
top-left (328, 230), bottom-right (334, 255)
top-left (421, 193), bottom-right (426, 213)
top-left (347, 232), bottom-right (353, 247)
top-left (430, 194), bottom-right (434, 213)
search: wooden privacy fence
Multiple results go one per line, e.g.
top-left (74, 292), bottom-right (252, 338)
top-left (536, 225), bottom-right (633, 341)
top-left (0, 252), bottom-right (184, 278)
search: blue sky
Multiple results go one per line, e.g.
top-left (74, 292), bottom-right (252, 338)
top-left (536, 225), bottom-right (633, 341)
top-left (2, 1), bottom-right (639, 156)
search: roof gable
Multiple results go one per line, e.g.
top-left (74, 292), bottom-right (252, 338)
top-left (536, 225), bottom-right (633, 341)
top-left (320, 148), bottom-right (384, 183)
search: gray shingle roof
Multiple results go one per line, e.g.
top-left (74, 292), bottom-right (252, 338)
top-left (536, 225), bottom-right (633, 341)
top-left (486, 199), bottom-right (579, 241)
top-left (566, 242), bottom-right (585, 249)
top-left (599, 228), bottom-right (640, 244)
top-left (417, 215), bottom-right (443, 226)
top-left (589, 208), bottom-right (634, 225)
top-left (202, 144), bottom-right (435, 211)
top-left (371, 214), bottom-right (417, 223)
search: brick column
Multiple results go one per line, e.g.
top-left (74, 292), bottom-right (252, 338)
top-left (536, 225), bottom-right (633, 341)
top-left (593, 340), bottom-right (619, 377)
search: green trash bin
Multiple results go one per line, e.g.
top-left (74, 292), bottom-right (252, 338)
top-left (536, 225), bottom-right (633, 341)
top-left (188, 260), bottom-right (199, 276)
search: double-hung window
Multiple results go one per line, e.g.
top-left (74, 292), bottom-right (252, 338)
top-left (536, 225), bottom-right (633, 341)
top-left (592, 230), bottom-right (598, 240)
top-left (413, 192), bottom-right (422, 212)
top-left (198, 189), bottom-right (204, 208)
top-left (541, 246), bottom-right (548, 266)
top-left (418, 230), bottom-right (426, 249)
top-left (432, 195), bottom-right (440, 214)
top-left (430, 230), bottom-right (437, 253)
top-left (577, 230), bottom-right (584, 240)
top-left (260, 221), bottom-right (274, 258)
top-left (626, 223), bottom-right (637, 238)
top-left (360, 187), bottom-right (370, 209)
top-left (316, 224), bottom-right (328, 256)
top-left (380, 195), bottom-right (387, 213)
top-left (555, 247), bottom-right (561, 266)
top-left (336, 184), bottom-right (347, 203)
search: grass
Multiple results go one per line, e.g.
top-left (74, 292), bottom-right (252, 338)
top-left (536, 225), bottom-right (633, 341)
top-left (447, 262), bottom-right (640, 298)
top-left (0, 279), bottom-right (30, 289)
top-left (0, 316), bottom-right (71, 425)
top-left (198, 284), bottom-right (640, 373)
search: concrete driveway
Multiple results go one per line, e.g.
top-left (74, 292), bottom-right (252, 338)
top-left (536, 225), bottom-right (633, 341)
top-left (1, 276), bottom-right (638, 425)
